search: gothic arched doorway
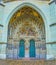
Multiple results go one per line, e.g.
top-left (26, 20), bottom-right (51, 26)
top-left (7, 6), bottom-right (46, 59)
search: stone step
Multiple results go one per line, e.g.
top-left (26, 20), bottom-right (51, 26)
top-left (0, 59), bottom-right (56, 65)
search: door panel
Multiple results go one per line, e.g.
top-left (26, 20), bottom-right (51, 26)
top-left (29, 39), bottom-right (36, 57)
top-left (19, 39), bottom-right (25, 58)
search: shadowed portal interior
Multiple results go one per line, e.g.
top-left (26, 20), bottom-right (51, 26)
top-left (7, 6), bottom-right (46, 59)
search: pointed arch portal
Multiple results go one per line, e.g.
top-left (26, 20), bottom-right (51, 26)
top-left (7, 6), bottom-right (46, 59)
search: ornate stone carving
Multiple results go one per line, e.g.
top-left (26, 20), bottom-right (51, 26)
top-left (7, 6), bottom-right (46, 59)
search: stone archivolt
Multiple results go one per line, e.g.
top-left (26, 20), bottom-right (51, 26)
top-left (9, 6), bottom-right (45, 39)
top-left (8, 6), bottom-right (46, 45)
top-left (7, 6), bottom-right (46, 59)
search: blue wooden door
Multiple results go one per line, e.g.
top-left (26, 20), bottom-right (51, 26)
top-left (19, 39), bottom-right (25, 58)
top-left (29, 39), bottom-right (36, 57)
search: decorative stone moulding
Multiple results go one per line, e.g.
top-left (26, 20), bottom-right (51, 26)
top-left (2, 0), bottom-right (50, 3)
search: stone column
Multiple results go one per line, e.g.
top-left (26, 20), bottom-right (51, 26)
top-left (25, 39), bottom-right (29, 58)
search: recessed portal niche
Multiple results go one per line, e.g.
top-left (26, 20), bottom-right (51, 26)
top-left (7, 6), bottom-right (46, 59)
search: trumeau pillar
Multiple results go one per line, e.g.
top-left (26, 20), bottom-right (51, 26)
top-left (25, 39), bottom-right (29, 58)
